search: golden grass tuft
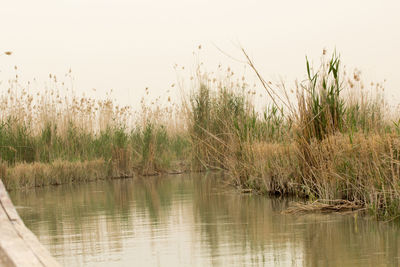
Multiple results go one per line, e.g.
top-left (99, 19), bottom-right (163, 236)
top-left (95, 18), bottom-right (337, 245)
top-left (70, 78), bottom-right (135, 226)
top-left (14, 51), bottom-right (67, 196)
top-left (2, 159), bottom-right (108, 191)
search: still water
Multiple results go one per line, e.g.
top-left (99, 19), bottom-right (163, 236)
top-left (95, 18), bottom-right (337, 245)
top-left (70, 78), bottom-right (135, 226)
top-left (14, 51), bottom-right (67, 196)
top-left (9, 173), bottom-right (400, 267)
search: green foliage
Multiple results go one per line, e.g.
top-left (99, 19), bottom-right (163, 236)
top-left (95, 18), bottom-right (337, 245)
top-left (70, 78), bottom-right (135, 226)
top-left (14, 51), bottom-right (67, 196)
top-left (0, 117), bottom-right (35, 164)
top-left (0, 116), bottom-right (190, 176)
top-left (300, 53), bottom-right (345, 141)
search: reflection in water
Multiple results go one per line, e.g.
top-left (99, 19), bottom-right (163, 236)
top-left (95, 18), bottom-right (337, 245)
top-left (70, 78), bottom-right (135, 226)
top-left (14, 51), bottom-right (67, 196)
top-left (10, 173), bottom-right (400, 267)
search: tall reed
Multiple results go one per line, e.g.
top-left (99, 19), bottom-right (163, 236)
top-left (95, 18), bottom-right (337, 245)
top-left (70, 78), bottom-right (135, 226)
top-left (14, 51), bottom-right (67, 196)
top-left (188, 50), bottom-right (399, 219)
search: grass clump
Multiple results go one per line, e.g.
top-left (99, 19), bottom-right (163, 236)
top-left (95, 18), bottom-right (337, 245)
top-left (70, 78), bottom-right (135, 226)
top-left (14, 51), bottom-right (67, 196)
top-left (188, 68), bottom-right (291, 190)
top-left (189, 79), bottom-right (257, 172)
top-left (297, 53), bottom-right (345, 142)
top-left (187, 50), bottom-right (400, 220)
top-left (0, 159), bottom-right (108, 190)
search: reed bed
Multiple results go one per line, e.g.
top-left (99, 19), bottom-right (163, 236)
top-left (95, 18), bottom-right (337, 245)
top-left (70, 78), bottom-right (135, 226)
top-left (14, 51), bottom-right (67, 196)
top-left (1, 49), bottom-right (400, 219)
top-left (187, 50), bottom-right (400, 219)
top-left (0, 69), bottom-right (191, 190)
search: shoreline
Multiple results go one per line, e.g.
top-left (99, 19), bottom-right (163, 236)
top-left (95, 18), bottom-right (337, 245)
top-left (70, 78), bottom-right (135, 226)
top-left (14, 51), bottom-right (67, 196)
top-left (1, 158), bottom-right (368, 218)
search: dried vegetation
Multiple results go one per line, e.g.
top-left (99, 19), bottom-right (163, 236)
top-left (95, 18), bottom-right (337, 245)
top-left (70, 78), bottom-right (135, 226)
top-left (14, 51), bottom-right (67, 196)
top-left (188, 49), bottom-right (400, 219)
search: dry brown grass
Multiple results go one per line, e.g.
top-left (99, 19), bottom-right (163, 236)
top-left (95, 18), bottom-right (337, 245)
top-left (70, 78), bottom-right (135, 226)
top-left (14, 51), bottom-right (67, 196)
top-left (227, 132), bottom-right (400, 219)
top-left (1, 159), bottom-right (108, 190)
top-left (282, 199), bottom-right (364, 214)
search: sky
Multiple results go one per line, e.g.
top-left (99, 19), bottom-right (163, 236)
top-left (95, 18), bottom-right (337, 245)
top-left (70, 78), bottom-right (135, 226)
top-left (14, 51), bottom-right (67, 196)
top-left (1, 0), bottom-right (399, 108)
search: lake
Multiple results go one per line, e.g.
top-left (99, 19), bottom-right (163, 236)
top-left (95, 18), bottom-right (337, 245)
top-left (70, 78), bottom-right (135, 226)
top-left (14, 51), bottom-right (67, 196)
top-left (9, 173), bottom-right (400, 266)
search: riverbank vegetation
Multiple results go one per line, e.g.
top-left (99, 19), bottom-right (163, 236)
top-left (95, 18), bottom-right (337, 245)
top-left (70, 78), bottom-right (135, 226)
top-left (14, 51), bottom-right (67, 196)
top-left (1, 49), bottom-right (400, 219)
top-left (189, 50), bottom-right (399, 219)
top-left (0, 76), bottom-right (191, 190)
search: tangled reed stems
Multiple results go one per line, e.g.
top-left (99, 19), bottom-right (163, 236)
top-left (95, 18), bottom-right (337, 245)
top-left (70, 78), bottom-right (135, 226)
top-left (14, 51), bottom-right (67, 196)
top-left (188, 49), bottom-right (399, 220)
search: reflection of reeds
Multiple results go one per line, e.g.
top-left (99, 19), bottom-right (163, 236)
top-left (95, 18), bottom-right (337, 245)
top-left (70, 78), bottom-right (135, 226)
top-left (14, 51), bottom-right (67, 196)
top-left (11, 173), bottom-right (400, 266)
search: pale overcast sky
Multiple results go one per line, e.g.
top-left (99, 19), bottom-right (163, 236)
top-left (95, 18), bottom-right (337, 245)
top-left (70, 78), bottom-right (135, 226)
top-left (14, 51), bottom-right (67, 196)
top-left (1, 0), bottom-right (399, 108)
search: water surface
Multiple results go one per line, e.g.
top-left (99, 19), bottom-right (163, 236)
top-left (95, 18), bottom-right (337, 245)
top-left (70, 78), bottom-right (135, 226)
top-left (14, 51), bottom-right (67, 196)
top-left (9, 173), bottom-right (400, 266)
